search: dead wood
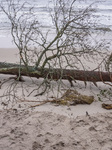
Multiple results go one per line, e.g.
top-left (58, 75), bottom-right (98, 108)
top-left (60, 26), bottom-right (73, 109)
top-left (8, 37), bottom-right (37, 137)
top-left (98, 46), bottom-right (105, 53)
top-left (102, 103), bottom-right (112, 110)
top-left (0, 62), bottom-right (112, 85)
top-left (51, 89), bottom-right (94, 105)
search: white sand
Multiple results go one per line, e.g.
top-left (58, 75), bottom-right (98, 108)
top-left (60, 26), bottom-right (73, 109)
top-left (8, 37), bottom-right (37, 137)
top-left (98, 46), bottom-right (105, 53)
top-left (0, 48), bottom-right (19, 63)
top-left (0, 47), bottom-right (112, 150)
top-left (0, 110), bottom-right (112, 150)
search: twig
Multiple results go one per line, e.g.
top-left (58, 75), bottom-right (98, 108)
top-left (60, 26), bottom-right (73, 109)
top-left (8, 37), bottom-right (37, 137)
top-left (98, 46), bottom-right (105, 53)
top-left (30, 99), bottom-right (60, 107)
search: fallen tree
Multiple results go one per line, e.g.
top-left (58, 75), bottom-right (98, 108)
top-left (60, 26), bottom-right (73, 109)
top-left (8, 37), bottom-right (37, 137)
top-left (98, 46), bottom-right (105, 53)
top-left (0, 62), bottom-right (112, 86)
top-left (0, 0), bottom-right (112, 97)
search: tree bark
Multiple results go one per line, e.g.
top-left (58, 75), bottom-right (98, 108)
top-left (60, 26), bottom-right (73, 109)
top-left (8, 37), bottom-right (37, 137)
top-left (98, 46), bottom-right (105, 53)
top-left (0, 62), bottom-right (112, 85)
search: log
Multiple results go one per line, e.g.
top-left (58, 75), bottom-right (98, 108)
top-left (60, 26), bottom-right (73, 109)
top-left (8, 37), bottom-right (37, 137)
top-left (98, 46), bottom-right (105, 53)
top-left (0, 62), bottom-right (112, 85)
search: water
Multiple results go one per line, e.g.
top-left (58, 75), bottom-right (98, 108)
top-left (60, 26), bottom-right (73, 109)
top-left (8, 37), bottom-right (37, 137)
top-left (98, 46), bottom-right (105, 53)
top-left (0, 0), bottom-right (112, 48)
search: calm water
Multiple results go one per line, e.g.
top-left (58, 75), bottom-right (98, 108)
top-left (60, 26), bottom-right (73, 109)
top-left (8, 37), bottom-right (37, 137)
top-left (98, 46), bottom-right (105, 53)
top-left (0, 0), bottom-right (112, 47)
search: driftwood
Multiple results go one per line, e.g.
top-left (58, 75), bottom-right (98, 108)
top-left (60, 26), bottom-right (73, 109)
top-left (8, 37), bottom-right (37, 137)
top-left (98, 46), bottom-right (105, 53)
top-left (102, 103), bottom-right (112, 110)
top-left (51, 89), bottom-right (94, 105)
top-left (0, 62), bottom-right (112, 86)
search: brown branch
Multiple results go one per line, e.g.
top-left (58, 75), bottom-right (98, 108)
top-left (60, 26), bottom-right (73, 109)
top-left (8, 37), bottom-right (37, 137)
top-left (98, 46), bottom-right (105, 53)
top-left (0, 62), bottom-right (112, 85)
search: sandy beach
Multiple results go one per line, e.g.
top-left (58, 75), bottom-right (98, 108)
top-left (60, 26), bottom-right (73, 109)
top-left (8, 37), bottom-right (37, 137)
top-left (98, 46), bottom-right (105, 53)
top-left (0, 46), bottom-right (112, 150)
top-left (0, 109), bottom-right (112, 150)
top-left (0, 0), bottom-right (112, 148)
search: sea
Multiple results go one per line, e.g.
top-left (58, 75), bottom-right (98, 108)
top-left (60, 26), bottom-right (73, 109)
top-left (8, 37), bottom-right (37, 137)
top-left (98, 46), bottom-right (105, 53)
top-left (0, 0), bottom-right (112, 48)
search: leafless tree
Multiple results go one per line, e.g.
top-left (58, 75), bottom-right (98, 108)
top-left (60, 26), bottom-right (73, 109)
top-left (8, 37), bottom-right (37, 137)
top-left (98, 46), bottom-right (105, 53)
top-left (0, 0), bottom-right (111, 99)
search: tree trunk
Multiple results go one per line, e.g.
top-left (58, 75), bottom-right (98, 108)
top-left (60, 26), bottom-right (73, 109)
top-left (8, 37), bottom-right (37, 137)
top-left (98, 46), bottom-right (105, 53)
top-left (0, 62), bottom-right (112, 86)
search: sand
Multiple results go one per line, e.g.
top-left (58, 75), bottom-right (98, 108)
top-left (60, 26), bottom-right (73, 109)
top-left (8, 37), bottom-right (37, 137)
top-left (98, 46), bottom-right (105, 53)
top-left (0, 109), bottom-right (112, 150)
top-left (0, 47), bottom-right (112, 150)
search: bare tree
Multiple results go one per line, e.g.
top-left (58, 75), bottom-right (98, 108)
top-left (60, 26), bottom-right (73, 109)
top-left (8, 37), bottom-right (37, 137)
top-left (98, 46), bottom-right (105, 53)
top-left (0, 0), bottom-right (111, 97)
